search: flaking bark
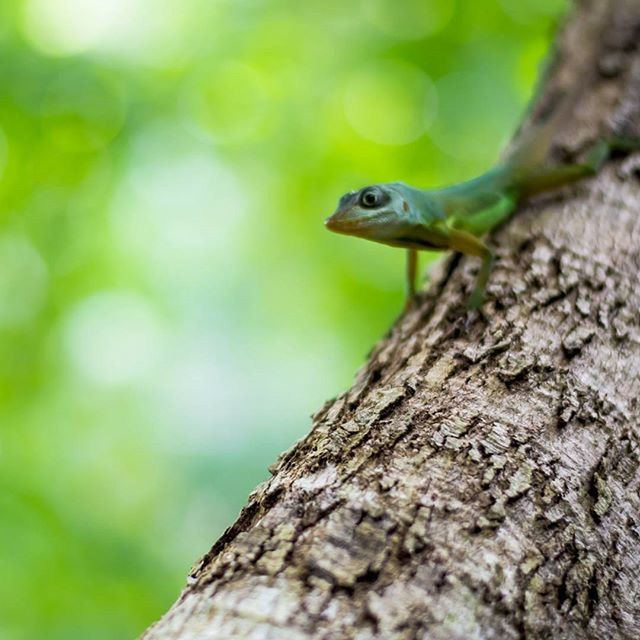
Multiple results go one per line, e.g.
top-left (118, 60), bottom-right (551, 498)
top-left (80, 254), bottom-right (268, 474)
top-left (143, 1), bottom-right (640, 638)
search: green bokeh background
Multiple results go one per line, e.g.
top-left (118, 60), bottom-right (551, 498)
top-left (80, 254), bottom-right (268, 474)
top-left (0, 0), bottom-right (565, 637)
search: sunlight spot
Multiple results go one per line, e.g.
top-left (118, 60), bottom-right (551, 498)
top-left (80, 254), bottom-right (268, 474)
top-left (344, 61), bottom-right (437, 145)
top-left (22, 0), bottom-right (145, 56)
top-left (63, 291), bottom-right (165, 386)
top-left (110, 124), bottom-right (247, 275)
top-left (21, 0), bottom-right (193, 64)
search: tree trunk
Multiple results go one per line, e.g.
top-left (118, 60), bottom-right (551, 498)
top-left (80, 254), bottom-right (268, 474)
top-left (142, 1), bottom-right (640, 638)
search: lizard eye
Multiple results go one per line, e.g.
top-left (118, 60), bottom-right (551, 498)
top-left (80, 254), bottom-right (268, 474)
top-left (360, 187), bottom-right (382, 208)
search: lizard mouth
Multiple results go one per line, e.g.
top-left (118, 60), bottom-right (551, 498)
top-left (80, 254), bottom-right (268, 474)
top-left (324, 208), bottom-right (391, 235)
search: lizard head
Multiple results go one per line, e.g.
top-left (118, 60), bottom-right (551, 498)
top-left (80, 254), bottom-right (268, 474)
top-left (325, 183), bottom-right (421, 246)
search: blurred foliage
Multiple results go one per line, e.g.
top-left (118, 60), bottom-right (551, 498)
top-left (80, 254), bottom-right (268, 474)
top-left (0, 0), bottom-right (565, 637)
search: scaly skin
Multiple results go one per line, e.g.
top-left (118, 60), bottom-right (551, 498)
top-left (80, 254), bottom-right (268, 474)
top-left (325, 137), bottom-right (637, 309)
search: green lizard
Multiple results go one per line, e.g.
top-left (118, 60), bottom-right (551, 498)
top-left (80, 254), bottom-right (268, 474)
top-left (325, 107), bottom-right (637, 309)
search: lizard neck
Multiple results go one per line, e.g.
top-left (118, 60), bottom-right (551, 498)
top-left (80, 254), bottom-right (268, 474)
top-left (431, 164), bottom-right (519, 217)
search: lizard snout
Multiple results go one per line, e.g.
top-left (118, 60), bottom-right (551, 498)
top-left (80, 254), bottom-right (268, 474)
top-left (324, 207), bottom-right (366, 234)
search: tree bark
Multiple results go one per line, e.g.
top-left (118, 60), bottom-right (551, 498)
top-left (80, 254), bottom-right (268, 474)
top-left (143, 1), bottom-right (640, 638)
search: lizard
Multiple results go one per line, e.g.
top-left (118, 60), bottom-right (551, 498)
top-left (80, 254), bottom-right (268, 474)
top-left (324, 99), bottom-right (638, 309)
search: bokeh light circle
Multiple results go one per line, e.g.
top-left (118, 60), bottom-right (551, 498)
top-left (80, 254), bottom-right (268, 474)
top-left (110, 125), bottom-right (247, 277)
top-left (63, 291), bottom-right (165, 387)
top-left (22, 0), bottom-right (142, 56)
top-left (344, 61), bottom-right (437, 145)
top-left (0, 234), bottom-right (48, 327)
top-left (430, 71), bottom-right (517, 162)
top-left (40, 69), bottom-right (126, 152)
top-left (186, 62), bottom-right (270, 144)
top-left (363, 0), bottom-right (456, 40)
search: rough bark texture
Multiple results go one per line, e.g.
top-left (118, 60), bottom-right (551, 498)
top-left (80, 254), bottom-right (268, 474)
top-left (143, 2), bottom-right (640, 638)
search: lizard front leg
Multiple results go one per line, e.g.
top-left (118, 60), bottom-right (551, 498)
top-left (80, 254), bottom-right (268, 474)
top-left (406, 249), bottom-right (418, 300)
top-left (445, 227), bottom-right (494, 309)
